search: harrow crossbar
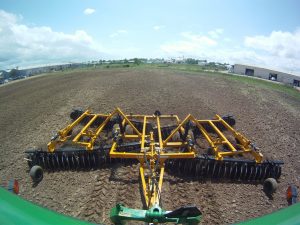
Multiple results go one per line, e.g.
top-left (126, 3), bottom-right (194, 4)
top-left (25, 108), bottom-right (283, 209)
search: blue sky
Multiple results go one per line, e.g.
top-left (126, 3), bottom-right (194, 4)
top-left (0, 0), bottom-right (300, 74)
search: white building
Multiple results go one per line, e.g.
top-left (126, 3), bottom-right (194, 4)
top-left (232, 64), bottom-right (300, 87)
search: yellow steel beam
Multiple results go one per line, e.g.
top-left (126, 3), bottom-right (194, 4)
top-left (189, 115), bottom-right (221, 157)
top-left (218, 150), bottom-right (252, 156)
top-left (109, 151), bottom-right (195, 159)
top-left (163, 114), bottom-right (192, 145)
top-left (87, 109), bottom-right (121, 149)
top-left (156, 116), bottom-right (163, 149)
top-left (156, 166), bottom-right (164, 205)
top-left (197, 119), bottom-right (219, 123)
top-left (215, 114), bottom-right (250, 145)
top-left (141, 116), bottom-right (147, 152)
top-left (116, 108), bottom-right (142, 137)
top-left (123, 134), bottom-right (140, 139)
top-left (207, 120), bottom-right (237, 152)
top-left (164, 142), bottom-right (187, 147)
top-left (215, 114), bottom-right (263, 163)
top-left (72, 114), bottom-right (98, 142)
top-left (48, 110), bottom-right (90, 152)
top-left (59, 110), bottom-right (90, 138)
top-left (139, 166), bottom-right (149, 206)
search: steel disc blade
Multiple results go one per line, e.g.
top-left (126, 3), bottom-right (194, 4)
top-left (70, 154), bottom-right (75, 169)
top-left (66, 155), bottom-right (71, 170)
top-left (195, 160), bottom-right (201, 177)
top-left (41, 155), bottom-right (46, 168)
top-left (47, 155), bottom-right (53, 170)
top-left (91, 153), bottom-right (96, 168)
top-left (255, 165), bottom-right (261, 180)
top-left (51, 155), bottom-right (56, 170)
top-left (61, 154), bottom-right (67, 170)
top-left (274, 165), bottom-right (281, 179)
top-left (223, 163), bottom-right (229, 178)
top-left (217, 162), bottom-right (224, 179)
top-left (230, 163), bottom-right (238, 179)
top-left (82, 153), bottom-right (86, 168)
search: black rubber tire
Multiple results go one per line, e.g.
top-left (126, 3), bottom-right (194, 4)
top-left (70, 108), bottom-right (84, 121)
top-left (263, 178), bottom-right (278, 194)
top-left (30, 165), bottom-right (44, 183)
top-left (222, 115), bottom-right (236, 127)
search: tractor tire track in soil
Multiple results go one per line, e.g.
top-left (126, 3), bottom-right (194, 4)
top-left (0, 68), bottom-right (299, 224)
top-left (81, 164), bottom-right (142, 224)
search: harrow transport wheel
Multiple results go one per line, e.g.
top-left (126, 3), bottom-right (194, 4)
top-left (70, 108), bottom-right (84, 121)
top-left (30, 165), bottom-right (43, 183)
top-left (263, 178), bottom-right (278, 194)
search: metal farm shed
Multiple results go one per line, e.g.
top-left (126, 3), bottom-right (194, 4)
top-left (232, 64), bottom-right (300, 87)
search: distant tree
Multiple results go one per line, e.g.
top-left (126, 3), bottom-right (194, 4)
top-left (186, 58), bottom-right (198, 64)
top-left (133, 58), bottom-right (142, 65)
top-left (9, 69), bottom-right (18, 78)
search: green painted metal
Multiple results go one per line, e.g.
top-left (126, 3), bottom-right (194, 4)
top-left (110, 203), bottom-right (202, 225)
top-left (238, 202), bottom-right (300, 225)
top-left (1, 185), bottom-right (300, 225)
top-left (0, 187), bottom-right (100, 225)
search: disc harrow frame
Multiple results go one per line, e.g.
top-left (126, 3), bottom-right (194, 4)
top-left (25, 108), bottom-right (283, 209)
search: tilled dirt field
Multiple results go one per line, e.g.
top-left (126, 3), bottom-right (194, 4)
top-left (0, 68), bottom-right (299, 224)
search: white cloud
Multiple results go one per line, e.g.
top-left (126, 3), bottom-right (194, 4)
top-left (153, 25), bottom-right (165, 31)
top-left (160, 32), bottom-right (217, 54)
top-left (109, 29), bottom-right (128, 38)
top-left (245, 30), bottom-right (300, 59)
top-left (0, 10), bottom-right (107, 69)
top-left (243, 30), bottom-right (300, 74)
top-left (160, 29), bottom-right (300, 74)
top-left (83, 8), bottom-right (95, 15)
top-left (108, 47), bottom-right (141, 58)
top-left (208, 28), bottom-right (223, 39)
top-left (117, 29), bottom-right (127, 33)
top-left (224, 37), bottom-right (231, 42)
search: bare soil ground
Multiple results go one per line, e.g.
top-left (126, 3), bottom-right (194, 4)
top-left (0, 68), bottom-right (299, 224)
